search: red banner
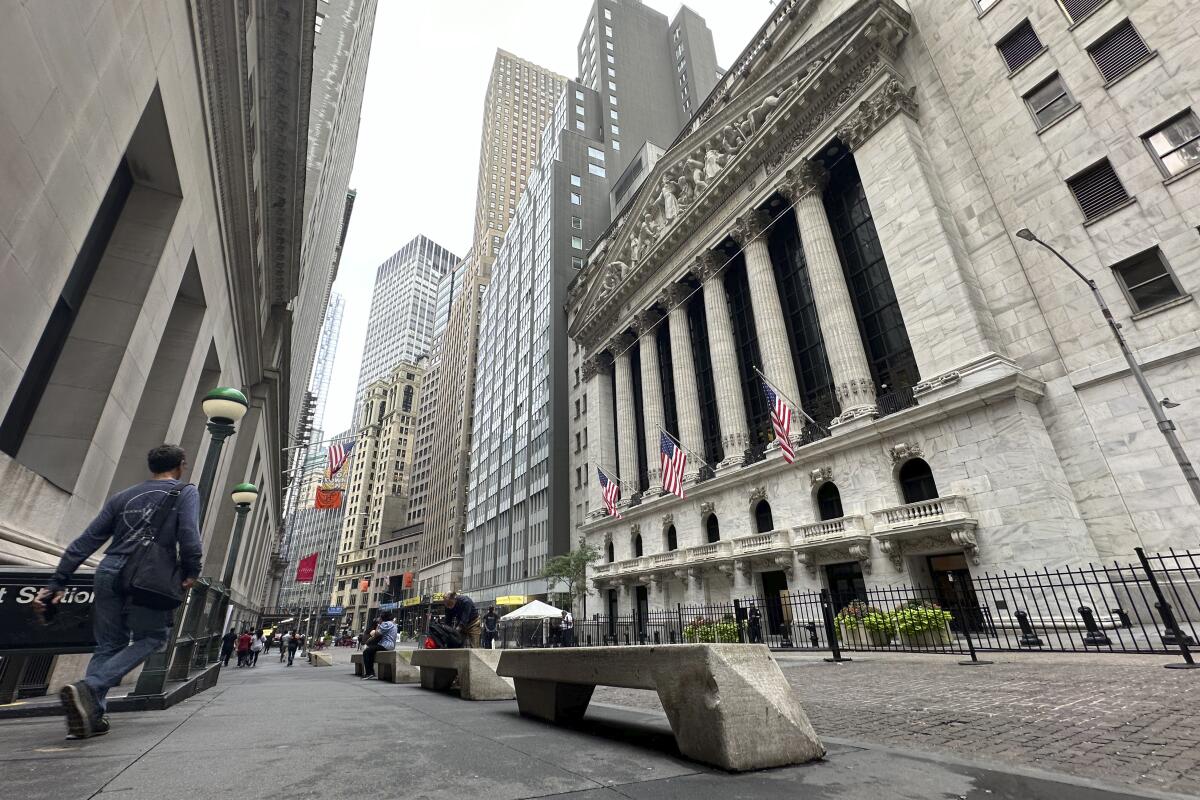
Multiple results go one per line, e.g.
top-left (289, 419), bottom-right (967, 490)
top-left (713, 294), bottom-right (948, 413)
top-left (402, 571), bottom-right (414, 589)
top-left (314, 487), bottom-right (342, 509)
top-left (295, 552), bottom-right (318, 583)
top-left (359, 578), bottom-right (370, 593)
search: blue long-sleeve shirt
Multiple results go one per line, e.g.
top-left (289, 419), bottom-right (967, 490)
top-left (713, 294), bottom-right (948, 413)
top-left (49, 479), bottom-right (202, 590)
top-left (444, 595), bottom-right (479, 628)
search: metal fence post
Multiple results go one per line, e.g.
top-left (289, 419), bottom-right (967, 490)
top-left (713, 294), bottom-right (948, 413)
top-left (1136, 547), bottom-right (1199, 669)
top-left (677, 603), bottom-right (684, 643)
top-left (955, 579), bottom-right (992, 666)
top-left (820, 589), bottom-right (850, 663)
top-left (733, 598), bottom-right (745, 643)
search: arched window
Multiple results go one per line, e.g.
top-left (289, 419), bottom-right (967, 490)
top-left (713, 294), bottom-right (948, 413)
top-left (706, 514), bottom-right (720, 543)
top-left (633, 533), bottom-right (643, 557)
top-left (605, 540), bottom-right (615, 563)
top-left (816, 482), bottom-right (844, 521)
top-left (898, 458), bottom-right (938, 503)
top-left (754, 500), bottom-right (774, 533)
top-left (666, 525), bottom-right (678, 551)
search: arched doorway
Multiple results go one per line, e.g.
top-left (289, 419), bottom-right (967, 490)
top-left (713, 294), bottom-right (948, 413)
top-left (754, 500), bottom-right (773, 532)
top-left (632, 533), bottom-right (643, 557)
top-left (898, 458), bottom-right (938, 503)
top-left (665, 525), bottom-right (677, 551)
top-left (816, 482), bottom-right (844, 520)
top-left (706, 514), bottom-right (720, 543)
top-left (605, 540), bottom-right (615, 563)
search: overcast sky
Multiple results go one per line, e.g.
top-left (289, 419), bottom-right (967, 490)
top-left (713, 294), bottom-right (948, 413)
top-left (323, 1), bottom-right (771, 434)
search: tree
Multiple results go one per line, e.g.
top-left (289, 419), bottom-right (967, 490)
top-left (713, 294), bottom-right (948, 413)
top-left (540, 537), bottom-right (601, 614)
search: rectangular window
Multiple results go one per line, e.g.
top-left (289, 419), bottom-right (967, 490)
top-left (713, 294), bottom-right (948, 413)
top-left (1066, 159), bottom-right (1131, 220)
top-left (605, 25), bottom-right (613, 36)
top-left (1024, 73), bottom-right (1076, 129)
top-left (587, 146), bottom-right (605, 161)
top-left (1143, 111), bottom-right (1200, 177)
top-left (608, 80), bottom-right (616, 91)
top-left (572, 256), bottom-right (584, 269)
top-left (575, 104), bottom-right (585, 115)
top-left (604, 8), bottom-right (611, 19)
top-left (606, 41), bottom-right (614, 51)
top-left (609, 95), bottom-right (617, 106)
top-left (570, 174), bottom-right (581, 186)
top-left (607, 54), bottom-right (615, 64)
top-left (607, 67), bottom-right (615, 77)
top-left (612, 140), bottom-right (620, 150)
top-left (1088, 20), bottom-right (1153, 83)
top-left (609, 109), bottom-right (618, 120)
top-left (571, 216), bottom-right (582, 229)
top-left (997, 20), bottom-right (1044, 73)
top-left (571, 236), bottom-right (584, 249)
top-left (588, 163), bottom-right (606, 177)
top-left (1110, 247), bottom-right (1184, 312)
top-left (974, 0), bottom-right (1000, 12)
top-left (575, 120), bottom-right (585, 131)
top-left (1056, 0), bottom-right (1103, 23)
top-left (575, 89), bottom-right (584, 101)
top-left (570, 192), bottom-right (581, 205)
top-left (611, 124), bottom-right (619, 135)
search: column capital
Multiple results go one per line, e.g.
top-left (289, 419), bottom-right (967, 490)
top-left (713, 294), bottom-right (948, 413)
top-left (836, 78), bottom-right (918, 151)
top-left (779, 161), bottom-right (829, 202)
top-left (730, 209), bottom-right (771, 246)
top-left (659, 283), bottom-right (691, 309)
top-left (608, 331), bottom-right (636, 355)
top-left (692, 250), bottom-right (726, 281)
top-left (581, 354), bottom-right (611, 381)
top-left (630, 308), bottom-right (662, 335)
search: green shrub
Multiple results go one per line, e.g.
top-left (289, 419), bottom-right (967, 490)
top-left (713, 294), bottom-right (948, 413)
top-left (834, 601), bottom-right (891, 639)
top-left (683, 616), bottom-right (740, 643)
top-left (890, 601), bottom-right (953, 636)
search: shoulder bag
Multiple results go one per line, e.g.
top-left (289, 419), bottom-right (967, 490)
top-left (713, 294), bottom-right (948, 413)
top-left (119, 486), bottom-right (187, 610)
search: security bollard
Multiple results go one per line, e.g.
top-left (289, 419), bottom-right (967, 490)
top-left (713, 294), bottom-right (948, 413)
top-left (1015, 610), bottom-right (1044, 647)
top-left (805, 622), bottom-right (819, 648)
top-left (1077, 606), bottom-right (1112, 646)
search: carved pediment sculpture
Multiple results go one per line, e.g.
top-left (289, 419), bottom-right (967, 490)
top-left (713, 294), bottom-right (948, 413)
top-left (890, 441), bottom-right (923, 463)
top-left (809, 466), bottom-right (832, 486)
top-left (700, 501), bottom-right (716, 517)
top-left (661, 513), bottom-right (674, 529)
top-left (594, 261), bottom-right (626, 305)
top-left (749, 486), bottom-right (768, 506)
top-left (661, 177), bottom-right (680, 222)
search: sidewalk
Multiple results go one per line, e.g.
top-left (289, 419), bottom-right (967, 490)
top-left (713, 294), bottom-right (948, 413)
top-left (0, 648), bottom-right (1193, 800)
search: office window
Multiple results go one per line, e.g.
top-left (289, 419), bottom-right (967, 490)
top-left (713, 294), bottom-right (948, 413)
top-left (1088, 20), bottom-right (1153, 83)
top-left (608, 80), bottom-right (616, 91)
top-left (588, 163), bottom-right (605, 177)
top-left (587, 146), bottom-right (605, 161)
top-left (1056, 0), bottom-right (1103, 23)
top-left (974, 0), bottom-right (1000, 12)
top-left (1110, 247), bottom-right (1185, 312)
top-left (1066, 159), bottom-right (1131, 220)
top-left (571, 216), bottom-right (582, 229)
top-left (1024, 73), bottom-right (1077, 128)
top-left (570, 174), bottom-right (581, 186)
top-left (575, 89), bottom-right (584, 101)
top-left (604, 8), bottom-right (611, 19)
top-left (572, 257), bottom-right (584, 269)
top-left (609, 109), bottom-right (618, 120)
top-left (570, 192), bottom-right (581, 205)
top-left (575, 104), bottom-right (585, 115)
top-left (571, 236), bottom-right (583, 249)
top-left (607, 54), bottom-right (614, 64)
top-left (997, 20), bottom-right (1043, 73)
top-left (605, 25), bottom-right (613, 36)
top-left (609, 95), bottom-right (617, 106)
top-left (612, 140), bottom-right (620, 150)
top-left (1143, 111), bottom-right (1200, 177)
top-left (575, 120), bottom-right (585, 131)
top-left (607, 67), bottom-right (615, 77)
top-left (606, 41), bottom-right (614, 51)
top-left (611, 124), bottom-right (619, 135)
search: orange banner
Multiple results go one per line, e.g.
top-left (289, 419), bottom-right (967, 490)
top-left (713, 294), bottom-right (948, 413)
top-left (359, 578), bottom-right (370, 593)
top-left (314, 487), bottom-right (342, 509)
top-left (402, 571), bottom-right (414, 589)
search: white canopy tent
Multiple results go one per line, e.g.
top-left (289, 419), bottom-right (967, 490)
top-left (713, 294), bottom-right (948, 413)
top-left (500, 600), bottom-right (564, 621)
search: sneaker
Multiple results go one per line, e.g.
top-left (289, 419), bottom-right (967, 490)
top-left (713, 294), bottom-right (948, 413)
top-left (60, 682), bottom-right (98, 740)
top-left (365, 674), bottom-right (377, 680)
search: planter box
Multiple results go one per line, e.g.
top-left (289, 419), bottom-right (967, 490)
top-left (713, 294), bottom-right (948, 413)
top-left (837, 623), bottom-right (893, 648)
top-left (898, 624), bottom-right (952, 648)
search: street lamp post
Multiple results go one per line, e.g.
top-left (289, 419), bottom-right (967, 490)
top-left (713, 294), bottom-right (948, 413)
top-left (197, 388), bottom-right (250, 524)
top-left (221, 483), bottom-right (260, 587)
top-left (1015, 229), bottom-right (1200, 511)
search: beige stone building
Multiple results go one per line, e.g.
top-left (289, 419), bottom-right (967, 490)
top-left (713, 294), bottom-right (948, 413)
top-left (331, 361), bottom-right (425, 630)
top-left (567, 0), bottom-right (1200, 618)
top-left (413, 51), bottom-right (565, 595)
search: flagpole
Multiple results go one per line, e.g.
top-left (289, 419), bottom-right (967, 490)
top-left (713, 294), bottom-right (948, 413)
top-left (596, 462), bottom-right (629, 487)
top-left (654, 423), bottom-right (713, 470)
top-left (752, 365), bottom-right (824, 429)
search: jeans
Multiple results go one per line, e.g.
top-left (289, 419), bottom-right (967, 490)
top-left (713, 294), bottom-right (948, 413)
top-left (287, 645), bottom-right (297, 665)
top-left (84, 559), bottom-right (171, 713)
top-left (361, 643), bottom-right (385, 675)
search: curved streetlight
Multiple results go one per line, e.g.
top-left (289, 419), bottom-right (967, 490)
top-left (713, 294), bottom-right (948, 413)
top-left (196, 388), bottom-right (249, 524)
top-left (1015, 228), bottom-right (1200, 510)
top-left (221, 483), bottom-right (259, 587)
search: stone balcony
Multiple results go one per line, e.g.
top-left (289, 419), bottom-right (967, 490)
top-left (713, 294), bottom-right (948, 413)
top-left (590, 530), bottom-right (792, 586)
top-left (870, 495), bottom-right (979, 570)
top-left (792, 514), bottom-right (872, 576)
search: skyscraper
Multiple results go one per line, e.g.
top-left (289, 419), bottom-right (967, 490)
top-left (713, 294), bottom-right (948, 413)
top-left (310, 291), bottom-right (345, 435)
top-left (413, 52), bottom-right (565, 596)
top-left (354, 235), bottom-right (458, 414)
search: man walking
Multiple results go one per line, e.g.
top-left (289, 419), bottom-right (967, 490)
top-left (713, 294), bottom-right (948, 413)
top-left (279, 629), bottom-right (291, 662)
top-left (286, 631), bottom-right (300, 666)
top-left (236, 629), bottom-right (252, 667)
top-left (33, 445), bottom-right (201, 740)
top-left (220, 629), bottom-right (238, 667)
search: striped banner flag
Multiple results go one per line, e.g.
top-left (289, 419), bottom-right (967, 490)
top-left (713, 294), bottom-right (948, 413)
top-left (659, 431), bottom-right (687, 499)
top-left (327, 440), bottom-right (354, 478)
top-left (597, 467), bottom-right (623, 519)
top-left (761, 378), bottom-right (796, 464)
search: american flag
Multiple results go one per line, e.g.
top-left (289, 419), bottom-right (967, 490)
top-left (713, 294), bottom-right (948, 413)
top-left (761, 379), bottom-right (796, 464)
top-left (327, 440), bottom-right (355, 478)
top-left (659, 431), bottom-right (687, 499)
top-left (597, 467), bottom-right (623, 519)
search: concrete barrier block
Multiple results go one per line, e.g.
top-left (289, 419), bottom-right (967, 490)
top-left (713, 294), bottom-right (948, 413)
top-left (376, 650), bottom-right (419, 684)
top-left (309, 652), bottom-right (333, 667)
top-left (411, 648), bottom-right (515, 700)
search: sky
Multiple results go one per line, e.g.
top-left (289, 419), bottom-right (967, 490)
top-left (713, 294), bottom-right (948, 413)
top-left (323, 0), bottom-right (772, 435)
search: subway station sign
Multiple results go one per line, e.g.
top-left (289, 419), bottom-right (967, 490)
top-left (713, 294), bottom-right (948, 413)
top-left (0, 568), bottom-right (97, 654)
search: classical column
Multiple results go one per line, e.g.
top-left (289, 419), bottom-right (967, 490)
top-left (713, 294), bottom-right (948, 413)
top-left (611, 332), bottom-right (640, 497)
top-left (662, 284), bottom-right (705, 482)
top-left (694, 252), bottom-right (750, 469)
top-left (731, 209), bottom-right (804, 419)
top-left (632, 310), bottom-right (665, 496)
top-left (780, 161), bottom-right (877, 424)
top-left (583, 355), bottom-right (617, 507)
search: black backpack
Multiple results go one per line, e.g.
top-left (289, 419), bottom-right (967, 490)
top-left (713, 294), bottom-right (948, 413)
top-left (427, 621), bottom-right (465, 649)
top-left (118, 486), bottom-right (187, 610)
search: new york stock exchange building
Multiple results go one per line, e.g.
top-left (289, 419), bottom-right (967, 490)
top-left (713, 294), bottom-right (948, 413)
top-left (564, 0), bottom-right (1200, 619)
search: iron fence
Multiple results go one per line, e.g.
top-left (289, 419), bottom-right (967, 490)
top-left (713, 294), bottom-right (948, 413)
top-left (501, 548), bottom-right (1198, 667)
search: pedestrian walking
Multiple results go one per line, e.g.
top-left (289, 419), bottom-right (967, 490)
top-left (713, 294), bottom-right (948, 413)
top-left (481, 607), bottom-right (499, 649)
top-left (279, 630), bottom-right (291, 662)
top-left (250, 630), bottom-right (264, 666)
top-left (287, 632), bottom-right (301, 666)
top-left (236, 629), bottom-right (252, 667)
top-left (220, 629), bottom-right (237, 667)
top-left (560, 609), bottom-right (574, 647)
top-left (360, 612), bottom-right (398, 679)
top-left (747, 605), bottom-right (763, 644)
top-left (32, 445), bottom-right (202, 740)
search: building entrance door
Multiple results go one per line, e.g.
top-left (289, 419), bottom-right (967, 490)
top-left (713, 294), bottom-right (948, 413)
top-left (606, 589), bottom-right (618, 643)
top-left (635, 585), bottom-right (649, 643)
top-left (928, 553), bottom-right (984, 633)
top-left (759, 570), bottom-right (789, 635)
top-left (825, 561), bottom-right (866, 613)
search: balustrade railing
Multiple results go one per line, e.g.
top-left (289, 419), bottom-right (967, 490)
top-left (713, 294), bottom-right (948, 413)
top-left (876, 495), bottom-right (970, 529)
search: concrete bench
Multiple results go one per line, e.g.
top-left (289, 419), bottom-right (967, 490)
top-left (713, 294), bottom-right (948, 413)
top-left (410, 648), bottom-right (515, 700)
top-left (350, 651), bottom-right (419, 683)
top-left (495, 644), bottom-right (824, 771)
top-left (309, 651), bottom-right (333, 667)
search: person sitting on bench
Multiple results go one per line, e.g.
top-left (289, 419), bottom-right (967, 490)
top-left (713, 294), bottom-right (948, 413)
top-left (360, 611), bottom-right (397, 679)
